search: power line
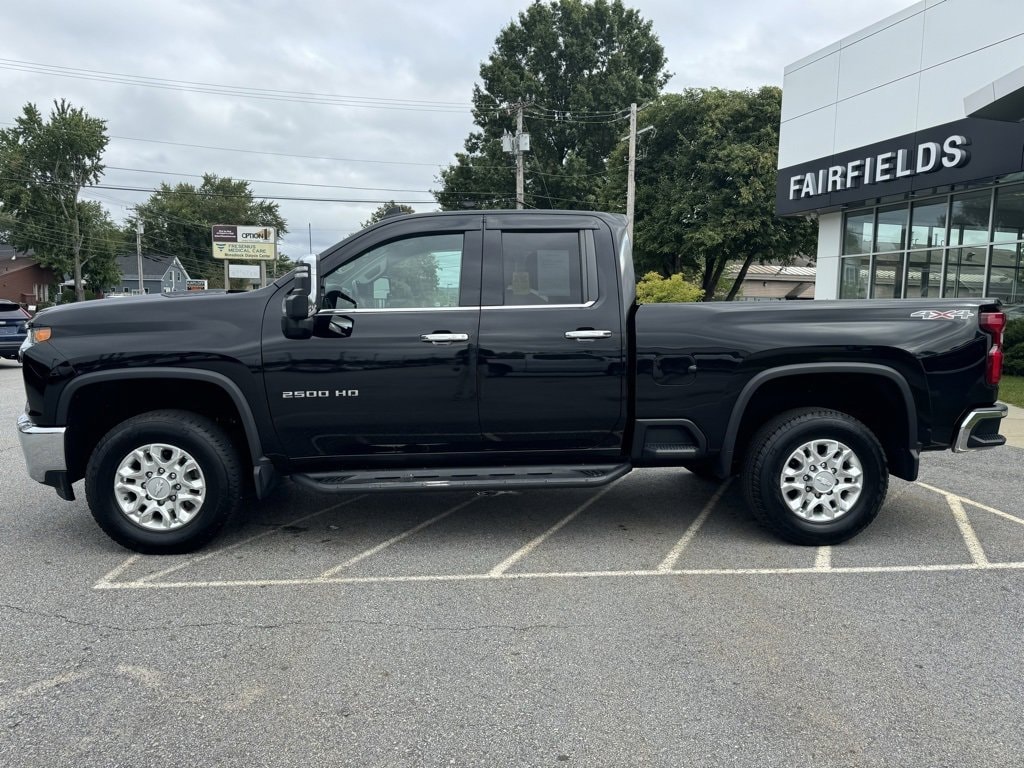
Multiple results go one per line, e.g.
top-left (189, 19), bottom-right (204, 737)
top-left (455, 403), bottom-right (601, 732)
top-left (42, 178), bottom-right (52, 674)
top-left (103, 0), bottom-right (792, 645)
top-left (104, 166), bottom-right (437, 194)
top-left (0, 121), bottom-right (448, 169)
top-left (0, 58), bottom-right (500, 114)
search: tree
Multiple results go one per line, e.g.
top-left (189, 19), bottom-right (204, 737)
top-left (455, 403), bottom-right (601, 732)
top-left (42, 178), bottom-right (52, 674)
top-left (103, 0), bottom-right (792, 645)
top-left (601, 88), bottom-right (817, 300)
top-left (361, 200), bottom-right (416, 228)
top-left (126, 174), bottom-right (287, 286)
top-left (635, 271), bottom-right (703, 303)
top-left (434, 0), bottom-right (668, 211)
top-left (0, 100), bottom-right (120, 301)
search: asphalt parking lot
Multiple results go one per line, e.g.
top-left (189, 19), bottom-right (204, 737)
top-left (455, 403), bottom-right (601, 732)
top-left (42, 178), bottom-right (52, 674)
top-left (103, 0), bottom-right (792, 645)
top-left (2, 359), bottom-right (1023, 767)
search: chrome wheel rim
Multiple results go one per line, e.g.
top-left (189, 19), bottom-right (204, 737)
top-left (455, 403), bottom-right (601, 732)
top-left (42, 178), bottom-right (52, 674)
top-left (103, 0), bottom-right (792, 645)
top-left (779, 438), bottom-right (863, 522)
top-left (114, 443), bottom-right (206, 531)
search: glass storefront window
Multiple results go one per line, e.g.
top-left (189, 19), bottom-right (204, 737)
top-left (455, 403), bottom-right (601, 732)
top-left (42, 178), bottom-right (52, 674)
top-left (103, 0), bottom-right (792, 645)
top-left (988, 240), bottom-right (1024, 304)
top-left (875, 205), bottom-right (907, 252)
top-left (904, 250), bottom-right (943, 298)
top-left (839, 255), bottom-right (869, 299)
top-left (843, 210), bottom-right (874, 255)
top-left (942, 247), bottom-right (987, 298)
top-left (837, 182), bottom-right (1023, 300)
top-left (870, 252), bottom-right (905, 298)
top-left (992, 185), bottom-right (1024, 244)
top-left (909, 200), bottom-right (947, 250)
top-left (949, 189), bottom-right (992, 246)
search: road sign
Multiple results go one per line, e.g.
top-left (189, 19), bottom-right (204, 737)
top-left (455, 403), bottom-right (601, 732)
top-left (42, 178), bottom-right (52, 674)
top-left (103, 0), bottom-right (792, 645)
top-left (185, 279), bottom-right (208, 291)
top-left (211, 225), bottom-right (277, 261)
top-left (229, 264), bottom-right (260, 279)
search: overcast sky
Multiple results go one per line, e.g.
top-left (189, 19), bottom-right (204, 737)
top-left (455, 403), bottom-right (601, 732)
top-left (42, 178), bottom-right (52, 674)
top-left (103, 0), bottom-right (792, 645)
top-left (2, 0), bottom-right (912, 258)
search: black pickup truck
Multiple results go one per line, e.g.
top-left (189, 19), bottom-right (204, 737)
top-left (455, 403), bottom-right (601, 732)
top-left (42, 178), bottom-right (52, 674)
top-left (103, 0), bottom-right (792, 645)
top-left (17, 210), bottom-right (1008, 553)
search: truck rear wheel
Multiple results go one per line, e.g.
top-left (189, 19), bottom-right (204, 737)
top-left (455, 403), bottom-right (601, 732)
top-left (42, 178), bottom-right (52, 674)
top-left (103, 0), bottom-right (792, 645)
top-left (742, 408), bottom-right (888, 545)
top-left (85, 410), bottom-right (242, 554)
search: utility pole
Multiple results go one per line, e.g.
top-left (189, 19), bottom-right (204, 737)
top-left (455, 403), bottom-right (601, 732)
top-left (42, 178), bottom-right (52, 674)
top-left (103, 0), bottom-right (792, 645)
top-left (135, 220), bottom-right (144, 294)
top-left (502, 103), bottom-right (530, 209)
top-left (516, 104), bottom-right (525, 209)
top-left (626, 102), bottom-right (637, 239)
top-left (621, 103), bottom-right (654, 241)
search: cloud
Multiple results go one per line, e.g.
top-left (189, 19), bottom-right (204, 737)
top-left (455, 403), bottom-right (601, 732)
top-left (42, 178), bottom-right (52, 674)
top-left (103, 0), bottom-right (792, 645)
top-left (2, 0), bottom-right (910, 255)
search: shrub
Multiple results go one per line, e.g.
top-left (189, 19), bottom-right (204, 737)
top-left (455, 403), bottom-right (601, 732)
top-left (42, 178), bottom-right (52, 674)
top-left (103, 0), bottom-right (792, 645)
top-left (1003, 317), bottom-right (1024, 377)
top-left (636, 272), bottom-right (704, 304)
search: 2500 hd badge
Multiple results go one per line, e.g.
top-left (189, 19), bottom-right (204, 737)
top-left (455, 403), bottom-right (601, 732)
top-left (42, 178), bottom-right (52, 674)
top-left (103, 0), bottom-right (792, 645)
top-left (282, 390), bottom-right (359, 398)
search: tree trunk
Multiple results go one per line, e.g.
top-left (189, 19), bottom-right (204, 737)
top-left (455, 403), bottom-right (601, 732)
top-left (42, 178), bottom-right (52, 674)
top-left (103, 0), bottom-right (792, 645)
top-left (725, 252), bottom-right (758, 302)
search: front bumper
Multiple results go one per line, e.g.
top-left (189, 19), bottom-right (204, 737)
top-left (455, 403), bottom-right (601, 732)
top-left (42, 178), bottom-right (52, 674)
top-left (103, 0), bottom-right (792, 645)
top-left (953, 405), bottom-right (1007, 453)
top-left (16, 412), bottom-right (67, 482)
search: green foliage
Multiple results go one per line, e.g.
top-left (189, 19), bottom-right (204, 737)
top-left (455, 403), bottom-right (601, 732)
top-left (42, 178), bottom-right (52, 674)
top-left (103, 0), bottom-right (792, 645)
top-left (126, 174), bottom-right (287, 283)
top-left (601, 88), bottom-right (816, 301)
top-left (1004, 318), bottom-right (1024, 376)
top-left (635, 271), bottom-right (703, 303)
top-left (0, 100), bottom-right (121, 300)
top-left (361, 201), bottom-right (416, 229)
top-left (434, 0), bottom-right (668, 211)
top-left (999, 375), bottom-right (1024, 407)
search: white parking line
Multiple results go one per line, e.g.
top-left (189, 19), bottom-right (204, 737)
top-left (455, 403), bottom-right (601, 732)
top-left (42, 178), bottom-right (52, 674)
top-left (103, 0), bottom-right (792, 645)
top-left (916, 482), bottom-right (1024, 526)
top-left (319, 496), bottom-right (478, 578)
top-left (92, 480), bottom-right (1024, 591)
top-left (657, 480), bottom-right (732, 572)
top-left (128, 495), bottom-right (367, 585)
top-left (488, 484), bottom-right (618, 576)
top-left (946, 496), bottom-right (990, 565)
top-left (92, 560), bottom-right (1024, 590)
top-left (814, 546), bottom-right (832, 570)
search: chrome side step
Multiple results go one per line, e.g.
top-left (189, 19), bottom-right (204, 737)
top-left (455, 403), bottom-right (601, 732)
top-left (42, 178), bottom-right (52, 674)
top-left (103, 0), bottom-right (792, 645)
top-left (290, 463), bottom-right (632, 493)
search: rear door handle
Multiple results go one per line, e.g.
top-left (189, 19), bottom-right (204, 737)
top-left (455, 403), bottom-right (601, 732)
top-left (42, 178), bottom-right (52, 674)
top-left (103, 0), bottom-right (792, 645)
top-left (420, 333), bottom-right (469, 344)
top-left (565, 330), bottom-right (612, 341)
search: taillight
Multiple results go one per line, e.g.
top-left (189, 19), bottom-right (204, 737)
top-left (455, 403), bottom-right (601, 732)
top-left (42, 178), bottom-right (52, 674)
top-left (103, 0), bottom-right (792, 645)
top-left (980, 311), bottom-right (1006, 386)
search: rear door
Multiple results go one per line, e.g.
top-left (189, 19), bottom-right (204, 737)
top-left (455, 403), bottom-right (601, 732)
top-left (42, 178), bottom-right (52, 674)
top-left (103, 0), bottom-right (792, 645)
top-left (476, 214), bottom-right (626, 453)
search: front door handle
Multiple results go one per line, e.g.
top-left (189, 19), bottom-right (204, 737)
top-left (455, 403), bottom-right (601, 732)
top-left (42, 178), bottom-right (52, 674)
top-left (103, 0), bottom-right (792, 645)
top-left (420, 333), bottom-right (469, 344)
top-left (565, 330), bottom-right (612, 341)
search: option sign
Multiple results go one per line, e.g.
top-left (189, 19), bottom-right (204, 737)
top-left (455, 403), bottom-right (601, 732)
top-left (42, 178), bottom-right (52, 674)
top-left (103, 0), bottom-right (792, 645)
top-left (211, 225), bottom-right (277, 261)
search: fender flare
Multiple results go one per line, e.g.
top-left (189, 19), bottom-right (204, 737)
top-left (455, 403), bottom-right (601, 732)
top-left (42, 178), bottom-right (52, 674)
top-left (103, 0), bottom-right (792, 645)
top-left (715, 362), bottom-right (919, 476)
top-left (56, 367), bottom-right (265, 464)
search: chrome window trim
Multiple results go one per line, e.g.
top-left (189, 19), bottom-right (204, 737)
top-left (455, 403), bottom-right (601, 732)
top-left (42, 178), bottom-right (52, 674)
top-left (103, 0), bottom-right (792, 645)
top-left (483, 300), bottom-right (597, 311)
top-left (315, 306), bottom-right (479, 316)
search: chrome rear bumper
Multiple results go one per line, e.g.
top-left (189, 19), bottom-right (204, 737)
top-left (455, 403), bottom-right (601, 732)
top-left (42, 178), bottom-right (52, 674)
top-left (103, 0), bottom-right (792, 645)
top-left (953, 405), bottom-right (1007, 453)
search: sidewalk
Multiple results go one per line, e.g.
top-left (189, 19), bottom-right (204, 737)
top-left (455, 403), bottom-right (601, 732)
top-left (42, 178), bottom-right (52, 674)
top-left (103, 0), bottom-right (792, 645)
top-left (1000, 401), bottom-right (1024, 449)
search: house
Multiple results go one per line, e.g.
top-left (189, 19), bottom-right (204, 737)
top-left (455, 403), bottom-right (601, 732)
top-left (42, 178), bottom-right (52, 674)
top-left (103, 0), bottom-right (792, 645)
top-left (114, 253), bottom-right (191, 295)
top-left (727, 263), bottom-right (816, 300)
top-left (0, 244), bottom-right (60, 307)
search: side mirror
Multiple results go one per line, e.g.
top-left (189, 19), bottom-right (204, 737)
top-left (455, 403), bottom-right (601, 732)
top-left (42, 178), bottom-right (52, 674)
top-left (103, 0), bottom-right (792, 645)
top-left (281, 257), bottom-right (318, 339)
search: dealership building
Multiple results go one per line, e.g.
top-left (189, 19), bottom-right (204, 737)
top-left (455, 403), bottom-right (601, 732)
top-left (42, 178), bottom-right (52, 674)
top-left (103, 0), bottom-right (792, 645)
top-left (777, 0), bottom-right (1024, 304)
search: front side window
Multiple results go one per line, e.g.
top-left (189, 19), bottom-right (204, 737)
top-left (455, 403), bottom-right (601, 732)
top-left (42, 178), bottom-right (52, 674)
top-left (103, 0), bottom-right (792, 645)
top-left (501, 231), bottom-right (583, 305)
top-left (323, 233), bottom-right (464, 310)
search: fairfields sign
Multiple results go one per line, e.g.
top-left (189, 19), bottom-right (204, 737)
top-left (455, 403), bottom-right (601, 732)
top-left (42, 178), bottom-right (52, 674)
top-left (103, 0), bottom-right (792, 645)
top-left (776, 117), bottom-right (1024, 216)
top-left (787, 135), bottom-right (969, 201)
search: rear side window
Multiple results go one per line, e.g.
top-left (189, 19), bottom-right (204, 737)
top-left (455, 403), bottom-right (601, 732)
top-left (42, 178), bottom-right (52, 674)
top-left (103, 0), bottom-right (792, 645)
top-left (501, 231), bottom-right (583, 306)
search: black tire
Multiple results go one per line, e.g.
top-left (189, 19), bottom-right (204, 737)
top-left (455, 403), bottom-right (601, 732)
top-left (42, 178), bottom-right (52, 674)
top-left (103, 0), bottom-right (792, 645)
top-left (85, 410), bottom-right (243, 554)
top-left (742, 408), bottom-right (888, 546)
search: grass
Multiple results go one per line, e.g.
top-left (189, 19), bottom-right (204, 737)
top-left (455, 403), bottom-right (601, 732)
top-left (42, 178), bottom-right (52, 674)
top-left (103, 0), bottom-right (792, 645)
top-left (1000, 374), bottom-right (1024, 408)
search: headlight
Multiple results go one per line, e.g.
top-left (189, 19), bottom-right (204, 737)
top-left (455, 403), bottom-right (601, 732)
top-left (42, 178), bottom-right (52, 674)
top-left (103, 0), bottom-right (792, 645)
top-left (19, 326), bottom-right (51, 359)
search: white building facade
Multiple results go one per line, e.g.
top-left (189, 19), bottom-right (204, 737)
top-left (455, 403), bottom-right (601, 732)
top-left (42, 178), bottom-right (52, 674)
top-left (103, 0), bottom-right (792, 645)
top-left (777, 0), bottom-right (1024, 305)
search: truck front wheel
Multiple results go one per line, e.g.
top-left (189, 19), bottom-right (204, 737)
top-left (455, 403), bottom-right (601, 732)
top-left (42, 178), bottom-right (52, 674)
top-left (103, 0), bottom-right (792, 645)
top-left (742, 408), bottom-right (888, 545)
top-left (85, 410), bottom-right (243, 554)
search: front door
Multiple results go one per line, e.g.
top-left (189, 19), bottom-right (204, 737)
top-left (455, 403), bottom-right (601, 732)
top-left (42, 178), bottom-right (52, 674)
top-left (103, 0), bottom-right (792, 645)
top-left (263, 219), bottom-right (483, 459)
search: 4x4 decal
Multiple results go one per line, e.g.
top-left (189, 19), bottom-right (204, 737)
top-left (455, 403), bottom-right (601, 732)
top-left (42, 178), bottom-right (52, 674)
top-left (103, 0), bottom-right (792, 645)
top-left (910, 309), bottom-right (976, 320)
